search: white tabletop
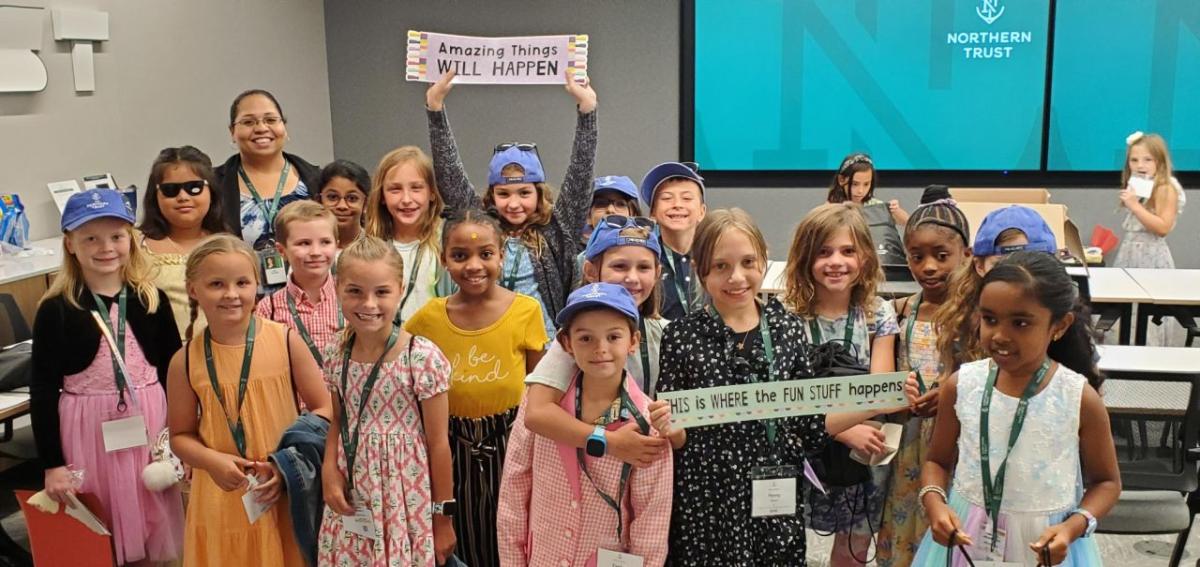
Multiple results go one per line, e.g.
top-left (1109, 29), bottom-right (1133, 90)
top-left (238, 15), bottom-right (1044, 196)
top-left (1097, 345), bottom-right (1200, 374)
top-left (0, 237), bottom-right (62, 286)
top-left (1123, 268), bottom-right (1200, 306)
top-left (1083, 268), bottom-right (1153, 304)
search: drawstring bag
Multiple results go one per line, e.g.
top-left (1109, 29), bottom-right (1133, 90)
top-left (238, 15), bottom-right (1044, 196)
top-left (861, 201), bottom-right (906, 267)
top-left (807, 340), bottom-right (871, 487)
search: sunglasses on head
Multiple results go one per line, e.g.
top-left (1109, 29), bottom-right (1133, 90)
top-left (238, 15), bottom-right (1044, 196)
top-left (494, 142), bottom-right (539, 156)
top-left (158, 180), bottom-right (207, 198)
top-left (599, 215), bottom-right (657, 230)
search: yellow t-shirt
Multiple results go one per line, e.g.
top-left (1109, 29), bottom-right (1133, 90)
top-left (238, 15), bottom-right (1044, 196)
top-left (405, 294), bottom-right (549, 418)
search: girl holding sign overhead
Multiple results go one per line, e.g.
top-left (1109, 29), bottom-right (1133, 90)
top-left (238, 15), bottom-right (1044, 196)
top-left (649, 209), bottom-right (878, 566)
top-left (424, 69), bottom-right (597, 338)
top-left (32, 189), bottom-right (185, 565)
top-left (167, 234), bottom-right (331, 566)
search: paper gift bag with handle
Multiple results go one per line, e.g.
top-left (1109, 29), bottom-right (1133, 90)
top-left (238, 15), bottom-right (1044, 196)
top-left (16, 489), bottom-right (115, 567)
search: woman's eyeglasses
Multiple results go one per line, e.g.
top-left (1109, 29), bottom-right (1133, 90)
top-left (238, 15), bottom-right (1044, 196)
top-left (158, 180), bottom-right (207, 198)
top-left (234, 115), bottom-right (283, 129)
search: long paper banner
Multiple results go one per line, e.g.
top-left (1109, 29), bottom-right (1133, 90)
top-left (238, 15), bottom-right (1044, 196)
top-left (406, 31), bottom-right (588, 85)
top-left (657, 372), bottom-right (908, 429)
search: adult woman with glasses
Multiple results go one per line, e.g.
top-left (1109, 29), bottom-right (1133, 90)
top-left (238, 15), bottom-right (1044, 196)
top-left (214, 89), bottom-right (322, 287)
top-left (138, 146), bottom-right (231, 339)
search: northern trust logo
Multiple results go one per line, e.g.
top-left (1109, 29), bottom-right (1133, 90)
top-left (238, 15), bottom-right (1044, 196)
top-left (978, 0), bottom-right (1005, 25)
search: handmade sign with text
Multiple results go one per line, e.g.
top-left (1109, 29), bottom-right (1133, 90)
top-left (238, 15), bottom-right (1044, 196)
top-left (406, 31), bottom-right (588, 85)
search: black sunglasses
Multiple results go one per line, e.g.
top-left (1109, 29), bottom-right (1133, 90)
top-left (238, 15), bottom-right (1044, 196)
top-left (158, 180), bottom-right (207, 198)
top-left (599, 215), bottom-right (657, 230)
top-left (493, 142), bottom-right (541, 161)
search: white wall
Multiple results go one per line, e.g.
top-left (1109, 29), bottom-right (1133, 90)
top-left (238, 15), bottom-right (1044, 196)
top-left (2, 0), bottom-right (334, 241)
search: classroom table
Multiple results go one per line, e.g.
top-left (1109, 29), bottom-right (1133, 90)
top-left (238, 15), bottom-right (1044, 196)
top-left (0, 237), bottom-right (62, 336)
top-left (1098, 345), bottom-right (1200, 417)
top-left (1122, 269), bottom-right (1200, 346)
top-left (1075, 267), bottom-right (1153, 345)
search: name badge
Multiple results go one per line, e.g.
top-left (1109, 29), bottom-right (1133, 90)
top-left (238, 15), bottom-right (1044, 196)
top-left (597, 549), bottom-right (644, 567)
top-left (101, 415), bottom-right (148, 453)
top-left (342, 500), bottom-right (379, 540)
top-left (241, 474), bottom-right (271, 524)
top-left (972, 515), bottom-right (1015, 564)
top-left (257, 247), bottom-right (287, 286)
top-left (749, 465), bottom-right (797, 517)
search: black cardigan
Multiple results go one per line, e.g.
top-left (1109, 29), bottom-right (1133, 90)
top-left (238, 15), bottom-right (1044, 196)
top-left (31, 289), bottom-right (181, 469)
top-left (214, 152), bottom-right (323, 239)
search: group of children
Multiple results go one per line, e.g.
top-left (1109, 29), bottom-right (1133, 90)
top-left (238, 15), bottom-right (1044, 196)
top-left (30, 75), bottom-right (1190, 566)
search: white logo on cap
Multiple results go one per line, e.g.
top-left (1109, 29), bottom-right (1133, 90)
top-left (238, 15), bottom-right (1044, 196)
top-left (86, 192), bottom-right (108, 210)
top-left (583, 283), bottom-right (605, 299)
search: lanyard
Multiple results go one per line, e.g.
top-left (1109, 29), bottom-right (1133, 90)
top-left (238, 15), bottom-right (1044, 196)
top-left (574, 373), bottom-right (650, 547)
top-left (660, 235), bottom-right (691, 315)
top-left (237, 160), bottom-right (292, 239)
top-left (286, 291), bottom-right (343, 367)
top-left (204, 318), bottom-right (257, 458)
top-left (637, 319), bottom-right (652, 395)
top-left (808, 309), bottom-right (856, 346)
top-left (979, 358), bottom-right (1052, 549)
top-left (339, 324), bottom-right (401, 495)
top-left (398, 245), bottom-right (424, 314)
top-left (502, 238), bottom-right (522, 291)
top-left (707, 304), bottom-right (778, 444)
top-left (903, 293), bottom-right (930, 392)
top-left (90, 288), bottom-right (131, 412)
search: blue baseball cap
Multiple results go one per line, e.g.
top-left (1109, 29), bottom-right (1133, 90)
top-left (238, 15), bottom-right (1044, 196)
top-left (593, 175), bottom-right (639, 202)
top-left (584, 218), bottom-right (662, 261)
top-left (973, 205), bottom-right (1058, 257)
top-left (488, 146), bottom-right (546, 186)
top-left (556, 282), bottom-right (640, 329)
top-left (61, 189), bottom-right (135, 232)
top-left (639, 162), bottom-right (705, 206)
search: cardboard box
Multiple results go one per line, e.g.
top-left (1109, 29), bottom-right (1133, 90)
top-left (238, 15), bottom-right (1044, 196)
top-left (956, 202), bottom-right (1086, 262)
top-left (951, 188), bottom-right (1050, 204)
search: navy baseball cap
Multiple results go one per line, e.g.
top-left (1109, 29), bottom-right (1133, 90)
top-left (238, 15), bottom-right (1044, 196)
top-left (556, 282), bottom-right (640, 329)
top-left (593, 175), bottom-right (639, 202)
top-left (584, 217), bottom-right (662, 261)
top-left (61, 189), bottom-right (135, 232)
top-left (973, 205), bottom-right (1058, 257)
top-left (488, 146), bottom-right (546, 186)
top-left (639, 162), bottom-right (705, 206)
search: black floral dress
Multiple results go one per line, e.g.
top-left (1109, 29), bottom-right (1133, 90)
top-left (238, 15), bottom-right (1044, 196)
top-left (656, 298), bottom-right (829, 566)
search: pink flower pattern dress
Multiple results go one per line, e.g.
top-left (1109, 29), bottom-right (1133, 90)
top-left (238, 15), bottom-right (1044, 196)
top-left (316, 336), bottom-right (451, 567)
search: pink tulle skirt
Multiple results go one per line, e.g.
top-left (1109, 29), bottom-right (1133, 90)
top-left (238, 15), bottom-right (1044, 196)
top-left (59, 383), bottom-right (184, 564)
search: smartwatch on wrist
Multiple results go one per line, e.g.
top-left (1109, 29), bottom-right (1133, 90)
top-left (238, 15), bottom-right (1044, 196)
top-left (1070, 507), bottom-right (1097, 537)
top-left (433, 500), bottom-right (457, 517)
top-left (585, 425), bottom-right (607, 457)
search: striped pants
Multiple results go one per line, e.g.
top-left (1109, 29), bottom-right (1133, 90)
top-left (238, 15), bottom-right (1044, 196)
top-left (449, 407), bottom-right (517, 567)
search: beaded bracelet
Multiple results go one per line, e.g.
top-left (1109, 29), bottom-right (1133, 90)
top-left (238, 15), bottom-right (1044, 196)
top-left (917, 485), bottom-right (948, 513)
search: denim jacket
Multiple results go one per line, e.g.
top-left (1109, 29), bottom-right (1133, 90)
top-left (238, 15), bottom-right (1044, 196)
top-left (270, 412), bottom-right (329, 567)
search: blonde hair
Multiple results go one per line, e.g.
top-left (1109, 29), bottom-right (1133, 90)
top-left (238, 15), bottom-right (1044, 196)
top-left (1123, 133), bottom-right (1176, 214)
top-left (691, 208), bottom-right (769, 298)
top-left (44, 222), bottom-right (161, 313)
top-left (334, 235), bottom-right (406, 352)
top-left (365, 146), bottom-right (445, 252)
top-left (274, 199), bottom-right (338, 245)
top-left (183, 234), bottom-right (259, 338)
top-left (484, 163), bottom-right (554, 256)
top-left (782, 202), bottom-right (881, 317)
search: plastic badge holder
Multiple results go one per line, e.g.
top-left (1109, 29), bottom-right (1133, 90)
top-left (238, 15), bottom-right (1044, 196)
top-left (1129, 175), bottom-right (1155, 200)
top-left (849, 420), bottom-right (902, 466)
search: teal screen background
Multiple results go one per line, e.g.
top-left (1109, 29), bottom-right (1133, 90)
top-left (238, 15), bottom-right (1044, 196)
top-left (692, 0), bottom-right (1199, 172)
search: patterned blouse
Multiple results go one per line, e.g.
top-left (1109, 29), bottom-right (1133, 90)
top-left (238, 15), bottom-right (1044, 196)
top-left (656, 298), bottom-right (829, 565)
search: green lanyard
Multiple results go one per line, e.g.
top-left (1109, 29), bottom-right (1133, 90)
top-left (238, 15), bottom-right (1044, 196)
top-left (501, 238), bottom-right (522, 291)
top-left (237, 160), bottom-right (292, 239)
top-left (808, 309), bottom-right (856, 347)
top-left (339, 324), bottom-right (401, 495)
top-left (661, 235), bottom-right (691, 315)
top-left (637, 318), bottom-right (652, 395)
top-left (286, 292), bottom-right (344, 367)
top-left (204, 317), bottom-right (257, 458)
top-left (398, 245), bottom-right (425, 314)
top-left (707, 304), bottom-right (778, 444)
top-left (90, 288), bottom-right (131, 413)
top-left (574, 373), bottom-right (650, 547)
top-left (980, 358), bottom-right (1052, 550)
top-left (903, 293), bottom-right (929, 393)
